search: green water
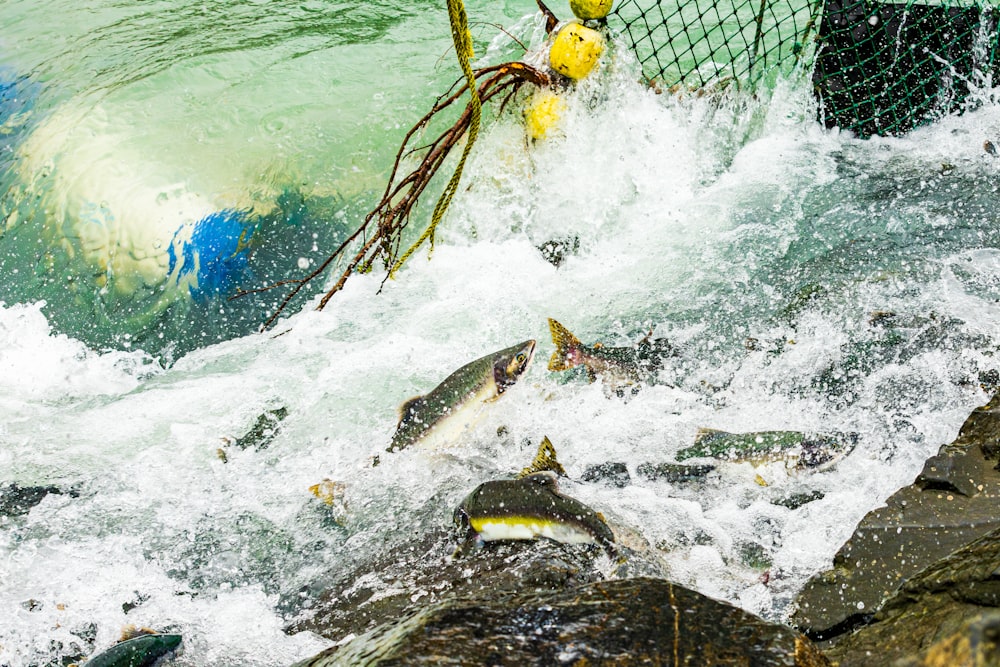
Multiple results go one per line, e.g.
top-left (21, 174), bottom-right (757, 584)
top-left (4, 1), bottom-right (1000, 665)
top-left (0, 0), bottom-right (542, 359)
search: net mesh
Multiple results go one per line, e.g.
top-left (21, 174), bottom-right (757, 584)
top-left (607, 0), bottom-right (1000, 137)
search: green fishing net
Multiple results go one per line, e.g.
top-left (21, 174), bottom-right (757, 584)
top-left (607, 0), bottom-right (1000, 137)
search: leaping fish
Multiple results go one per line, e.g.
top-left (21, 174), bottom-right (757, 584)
top-left (388, 340), bottom-right (536, 452)
top-left (548, 318), bottom-right (674, 393)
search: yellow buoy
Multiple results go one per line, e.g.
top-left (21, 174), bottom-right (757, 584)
top-left (524, 88), bottom-right (567, 140)
top-left (549, 22), bottom-right (605, 80)
top-left (569, 0), bottom-right (614, 20)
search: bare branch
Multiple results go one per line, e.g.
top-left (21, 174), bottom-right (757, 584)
top-left (243, 61), bottom-right (551, 330)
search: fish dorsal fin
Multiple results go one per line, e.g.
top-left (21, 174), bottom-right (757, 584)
top-left (119, 625), bottom-right (157, 642)
top-left (397, 395), bottom-right (426, 425)
top-left (518, 436), bottom-right (567, 478)
top-left (548, 318), bottom-right (582, 371)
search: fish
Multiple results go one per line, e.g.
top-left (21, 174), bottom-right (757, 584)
top-left (388, 339), bottom-right (536, 452)
top-left (677, 428), bottom-right (858, 470)
top-left (73, 631), bottom-right (182, 667)
top-left (547, 318), bottom-right (674, 393)
top-left (453, 471), bottom-right (617, 557)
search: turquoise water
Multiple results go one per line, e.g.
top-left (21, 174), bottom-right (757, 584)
top-left (0, 0), bottom-right (535, 359)
top-left (3, 1), bottom-right (1000, 665)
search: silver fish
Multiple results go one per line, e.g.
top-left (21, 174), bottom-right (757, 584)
top-left (388, 340), bottom-right (536, 452)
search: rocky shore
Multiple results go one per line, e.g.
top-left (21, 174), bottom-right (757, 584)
top-left (284, 393), bottom-right (1000, 666)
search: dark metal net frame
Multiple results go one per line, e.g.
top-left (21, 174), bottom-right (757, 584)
top-left (607, 0), bottom-right (1000, 137)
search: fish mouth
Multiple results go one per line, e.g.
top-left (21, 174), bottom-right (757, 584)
top-left (495, 339), bottom-right (536, 392)
top-left (523, 340), bottom-right (537, 367)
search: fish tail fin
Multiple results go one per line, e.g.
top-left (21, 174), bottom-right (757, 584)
top-left (518, 435), bottom-right (567, 478)
top-left (548, 318), bottom-right (581, 371)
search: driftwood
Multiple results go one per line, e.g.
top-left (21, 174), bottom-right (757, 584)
top-left (238, 60), bottom-right (550, 331)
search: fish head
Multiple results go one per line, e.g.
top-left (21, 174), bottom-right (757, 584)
top-left (493, 339), bottom-right (536, 392)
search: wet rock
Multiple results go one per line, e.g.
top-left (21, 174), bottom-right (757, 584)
top-left (792, 394), bottom-right (1000, 639)
top-left (581, 461), bottom-right (631, 487)
top-left (772, 489), bottom-right (825, 510)
top-left (289, 577), bottom-right (830, 667)
top-left (0, 482), bottom-right (68, 518)
top-left (284, 528), bottom-right (621, 643)
top-left (536, 237), bottom-right (579, 267)
top-left (825, 527), bottom-right (1000, 666)
top-left (635, 461), bottom-right (716, 483)
top-left (907, 613), bottom-right (1000, 667)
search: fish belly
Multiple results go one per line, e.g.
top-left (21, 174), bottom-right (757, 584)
top-left (475, 519), bottom-right (595, 545)
top-left (412, 383), bottom-right (497, 449)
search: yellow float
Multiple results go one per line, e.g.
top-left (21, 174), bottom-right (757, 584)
top-left (548, 22), bottom-right (605, 81)
top-left (524, 88), bottom-right (568, 140)
top-left (569, 0), bottom-right (614, 20)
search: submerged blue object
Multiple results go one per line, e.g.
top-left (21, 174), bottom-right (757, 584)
top-left (0, 67), bottom-right (40, 170)
top-left (169, 209), bottom-right (256, 301)
top-left (82, 633), bottom-right (182, 667)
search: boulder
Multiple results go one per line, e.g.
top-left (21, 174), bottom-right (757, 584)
top-left (792, 394), bottom-right (1000, 638)
top-left (284, 528), bottom-right (639, 643)
top-left (825, 526), bottom-right (1000, 666)
top-left (290, 577), bottom-right (829, 667)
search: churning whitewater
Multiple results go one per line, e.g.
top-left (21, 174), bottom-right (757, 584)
top-left (4, 1), bottom-right (1000, 665)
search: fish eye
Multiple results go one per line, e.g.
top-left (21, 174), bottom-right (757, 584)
top-left (516, 353), bottom-right (526, 363)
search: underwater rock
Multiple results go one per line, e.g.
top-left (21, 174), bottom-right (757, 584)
top-left (535, 237), bottom-right (579, 267)
top-left (0, 482), bottom-right (72, 518)
top-left (283, 528), bottom-right (621, 643)
top-left (824, 527), bottom-right (1000, 666)
top-left (793, 393), bottom-right (1000, 639)
top-left (772, 489), bottom-right (825, 510)
top-left (581, 461), bottom-right (631, 487)
top-left (289, 577), bottom-right (829, 666)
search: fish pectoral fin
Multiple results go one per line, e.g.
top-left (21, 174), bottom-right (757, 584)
top-left (397, 395), bottom-right (426, 424)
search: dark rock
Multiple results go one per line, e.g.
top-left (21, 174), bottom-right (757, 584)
top-left (636, 461), bottom-right (716, 483)
top-left (0, 483), bottom-right (65, 518)
top-left (284, 528), bottom-right (620, 643)
top-left (900, 612), bottom-right (1000, 667)
top-left (581, 461), bottom-right (631, 487)
top-left (773, 490), bottom-right (825, 510)
top-left (536, 237), bottom-right (579, 267)
top-left (826, 527), bottom-right (1000, 666)
top-left (122, 591), bottom-right (150, 615)
top-left (792, 395), bottom-right (1000, 639)
top-left (289, 577), bottom-right (830, 667)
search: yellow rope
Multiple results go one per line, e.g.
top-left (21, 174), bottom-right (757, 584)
top-left (390, 0), bottom-right (481, 277)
